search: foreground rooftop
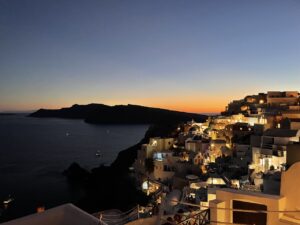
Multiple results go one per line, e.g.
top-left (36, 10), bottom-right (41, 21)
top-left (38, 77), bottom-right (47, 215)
top-left (2, 204), bottom-right (99, 225)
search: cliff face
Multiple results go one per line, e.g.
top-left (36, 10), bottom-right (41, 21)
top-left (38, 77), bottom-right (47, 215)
top-left (30, 104), bottom-right (207, 124)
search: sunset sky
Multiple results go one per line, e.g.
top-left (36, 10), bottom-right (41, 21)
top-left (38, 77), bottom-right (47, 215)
top-left (1, 0), bottom-right (300, 113)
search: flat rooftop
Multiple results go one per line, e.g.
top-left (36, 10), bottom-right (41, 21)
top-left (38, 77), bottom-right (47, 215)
top-left (217, 188), bottom-right (283, 200)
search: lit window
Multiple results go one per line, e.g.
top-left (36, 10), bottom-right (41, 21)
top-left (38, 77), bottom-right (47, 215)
top-left (142, 181), bottom-right (149, 190)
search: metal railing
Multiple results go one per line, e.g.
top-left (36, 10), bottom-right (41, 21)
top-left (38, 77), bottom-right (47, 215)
top-left (177, 209), bottom-right (210, 225)
top-left (96, 206), bottom-right (139, 225)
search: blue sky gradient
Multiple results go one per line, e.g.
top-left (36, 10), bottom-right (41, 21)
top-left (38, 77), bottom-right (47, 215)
top-left (1, 0), bottom-right (300, 112)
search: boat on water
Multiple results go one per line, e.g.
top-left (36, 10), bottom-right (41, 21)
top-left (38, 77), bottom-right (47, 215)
top-left (95, 150), bottom-right (102, 158)
top-left (3, 195), bottom-right (14, 205)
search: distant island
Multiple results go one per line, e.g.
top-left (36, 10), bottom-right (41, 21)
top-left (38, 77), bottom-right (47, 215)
top-left (29, 104), bottom-right (207, 124)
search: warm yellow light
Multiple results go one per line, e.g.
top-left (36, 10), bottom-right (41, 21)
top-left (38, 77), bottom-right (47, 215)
top-left (37, 206), bottom-right (45, 213)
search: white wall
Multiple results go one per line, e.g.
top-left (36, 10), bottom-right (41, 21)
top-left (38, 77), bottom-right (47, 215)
top-left (210, 189), bottom-right (285, 225)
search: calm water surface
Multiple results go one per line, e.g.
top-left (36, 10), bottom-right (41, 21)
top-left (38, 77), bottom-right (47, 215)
top-left (0, 114), bottom-right (148, 221)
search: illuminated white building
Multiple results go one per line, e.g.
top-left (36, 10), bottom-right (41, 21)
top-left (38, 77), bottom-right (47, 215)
top-left (210, 161), bottom-right (300, 225)
top-left (250, 129), bottom-right (300, 173)
top-left (133, 137), bottom-right (175, 176)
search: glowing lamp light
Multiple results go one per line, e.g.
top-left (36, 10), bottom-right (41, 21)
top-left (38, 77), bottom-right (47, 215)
top-left (142, 181), bottom-right (149, 190)
top-left (37, 206), bottom-right (45, 213)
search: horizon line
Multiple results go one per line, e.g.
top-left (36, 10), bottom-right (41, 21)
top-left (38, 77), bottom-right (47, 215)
top-left (0, 103), bottom-right (222, 115)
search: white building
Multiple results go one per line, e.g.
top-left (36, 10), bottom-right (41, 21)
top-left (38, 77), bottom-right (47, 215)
top-left (133, 137), bottom-right (175, 176)
top-left (267, 91), bottom-right (299, 106)
top-left (210, 161), bottom-right (300, 225)
top-left (250, 129), bottom-right (300, 173)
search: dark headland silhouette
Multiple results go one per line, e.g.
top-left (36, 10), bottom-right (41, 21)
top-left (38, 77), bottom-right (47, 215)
top-left (29, 103), bottom-right (207, 124)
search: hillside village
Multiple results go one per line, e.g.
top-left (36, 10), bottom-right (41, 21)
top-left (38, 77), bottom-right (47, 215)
top-left (130, 91), bottom-right (300, 225)
top-left (5, 91), bottom-right (300, 225)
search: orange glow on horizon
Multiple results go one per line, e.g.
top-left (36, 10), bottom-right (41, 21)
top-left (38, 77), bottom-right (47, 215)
top-left (0, 88), bottom-right (234, 113)
top-left (0, 98), bottom-right (226, 114)
top-left (0, 89), bottom-right (237, 114)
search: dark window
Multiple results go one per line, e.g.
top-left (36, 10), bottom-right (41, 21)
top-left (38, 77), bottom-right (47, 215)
top-left (233, 200), bottom-right (267, 225)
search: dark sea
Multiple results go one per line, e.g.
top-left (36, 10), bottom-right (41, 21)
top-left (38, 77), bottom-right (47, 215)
top-left (0, 114), bottom-right (148, 221)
